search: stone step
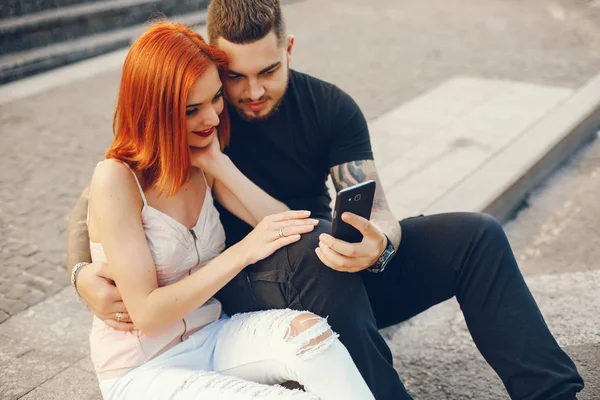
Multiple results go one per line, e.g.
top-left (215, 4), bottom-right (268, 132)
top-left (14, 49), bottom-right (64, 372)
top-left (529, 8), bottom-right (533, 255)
top-left (0, 0), bottom-right (209, 54)
top-left (1, 0), bottom-right (102, 19)
top-left (0, 9), bottom-right (207, 84)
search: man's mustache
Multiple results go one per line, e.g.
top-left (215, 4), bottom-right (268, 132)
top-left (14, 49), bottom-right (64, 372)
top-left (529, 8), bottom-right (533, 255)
top-left (239, 96), bottom-right (270, 104)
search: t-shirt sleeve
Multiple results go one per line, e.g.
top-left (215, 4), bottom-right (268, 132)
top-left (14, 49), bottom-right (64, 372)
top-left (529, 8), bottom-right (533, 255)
top-left (327, 86), bottom-right (374, 168)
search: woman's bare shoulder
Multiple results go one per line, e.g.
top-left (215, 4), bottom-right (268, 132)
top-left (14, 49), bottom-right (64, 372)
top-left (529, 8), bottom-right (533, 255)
top-left (90, 159), bottom-right (143, 210)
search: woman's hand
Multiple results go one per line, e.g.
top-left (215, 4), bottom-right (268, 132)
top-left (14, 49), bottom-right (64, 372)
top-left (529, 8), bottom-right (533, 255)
top-left (190, 133), bottom-right (225, 176)
top-left (235, 210), bottom-right (320, 265)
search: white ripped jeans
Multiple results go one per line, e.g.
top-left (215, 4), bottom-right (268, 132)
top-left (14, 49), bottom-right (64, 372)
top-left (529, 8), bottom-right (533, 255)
top-left (99, 309), bottom-right (374, 399)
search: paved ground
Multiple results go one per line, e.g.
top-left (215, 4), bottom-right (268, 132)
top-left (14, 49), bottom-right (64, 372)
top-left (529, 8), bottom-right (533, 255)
top-left (0, 0), bottom-right (599, 398)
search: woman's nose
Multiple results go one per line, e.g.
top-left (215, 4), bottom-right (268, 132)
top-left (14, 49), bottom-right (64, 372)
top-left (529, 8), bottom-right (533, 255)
top-left (202, 107), bottom-right (220, 127)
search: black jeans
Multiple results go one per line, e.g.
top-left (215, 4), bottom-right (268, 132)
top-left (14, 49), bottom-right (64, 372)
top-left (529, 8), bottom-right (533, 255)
top-left (215, 213), bottom-right (584, 399)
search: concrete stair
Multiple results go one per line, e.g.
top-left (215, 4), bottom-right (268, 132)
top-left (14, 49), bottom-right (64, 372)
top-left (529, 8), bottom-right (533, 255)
top-left (0, 0), bottom-right (209, 84)
top-left (1, 0), bottom-right (102, 19)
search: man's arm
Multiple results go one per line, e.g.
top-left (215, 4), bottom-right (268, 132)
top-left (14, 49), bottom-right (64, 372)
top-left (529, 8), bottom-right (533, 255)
top-left (314, 159), bottom-right (401, 273)
top-left (316, 85), bottom-right (399, 272)
top-left (330, 160), bottom-right (401, 250)
top-left (66, 187), bottom-right (92, 278)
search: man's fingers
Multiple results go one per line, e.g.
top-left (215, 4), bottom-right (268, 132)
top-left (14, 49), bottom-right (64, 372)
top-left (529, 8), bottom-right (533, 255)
top-left (110, 301), bottom-right (129, 313)
top-left (315, 246), bottom-right (362, 273)
top-left (319, 233), bottom-right (361, 257)
top-left (342, 212), bottom-right (373, 235)
top-left (316, 242), bottom-right (371, 273)
top-left (318, 242), bottom-right (355, 271)
top-left (103, 319), bottom-right (135, 331)
top-left (315, 247), bottom-right (342, 271)
top-left (271, 210), bottom-right (311, 222)
top-left (103, 285), bottom-right (124, 304)
top-left (105, 310), bottom-right (132, 323)
top-left (94, 262), bottom-right (115, 281)
top-left (116, 312), bottom-right (132, 323)
top-left (99, 310), bottom-right (132, 323)
top-left (95, 301), bottom-right (127, 317)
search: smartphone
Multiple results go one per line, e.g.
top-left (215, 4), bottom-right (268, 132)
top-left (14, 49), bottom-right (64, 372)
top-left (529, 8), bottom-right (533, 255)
top-left (331, 180), bottom-right (376, 243)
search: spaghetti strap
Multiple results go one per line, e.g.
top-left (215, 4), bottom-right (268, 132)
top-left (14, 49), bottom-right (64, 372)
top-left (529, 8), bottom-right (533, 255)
top-left (88, 160), bottom-right (147, 224)
top-left (119, 161), bottom-right (148, 206)
top-left (199, 169), bottom-right (209, 190)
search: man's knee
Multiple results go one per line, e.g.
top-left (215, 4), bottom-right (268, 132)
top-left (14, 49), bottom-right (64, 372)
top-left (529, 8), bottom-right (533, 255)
top-left (246, 220), bottom-right (331, 275)
top-left (458, 213), bottom-right (515, 275)
top-left (291, 219), bottom-right (331, 253)
top-left (469, 213), bottom-right (508, 245)
top-left (285, 219), bottom-right (332, 271)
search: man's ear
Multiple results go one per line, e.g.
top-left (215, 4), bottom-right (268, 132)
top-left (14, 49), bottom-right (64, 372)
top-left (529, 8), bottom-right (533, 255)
top-left (286, 34), bottom-right (295, 65)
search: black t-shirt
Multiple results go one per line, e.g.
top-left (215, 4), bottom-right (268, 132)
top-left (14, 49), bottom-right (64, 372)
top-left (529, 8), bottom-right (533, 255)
top-left (218, 69), bottom-right (373, 246)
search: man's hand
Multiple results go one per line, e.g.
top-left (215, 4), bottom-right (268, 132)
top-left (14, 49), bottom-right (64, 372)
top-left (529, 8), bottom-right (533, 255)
top-left (315, 212), bottom-right (387, 273)
top-left (189, 133), bottom-right (226, 177)
top-left (77, 261), bottom-right (133, 331)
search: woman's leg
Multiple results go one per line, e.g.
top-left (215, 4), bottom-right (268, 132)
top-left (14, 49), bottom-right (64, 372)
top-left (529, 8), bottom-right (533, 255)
top-left (100, 320), bottom-right (318, 400)
top-left (213, 309), bottom-right (375, 400)
top-left (105, 367), bottom-right (317, 400)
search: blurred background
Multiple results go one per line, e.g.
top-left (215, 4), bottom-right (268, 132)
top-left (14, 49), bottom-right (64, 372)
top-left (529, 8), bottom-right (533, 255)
top-left (1, 0), bottom-right (599, 399)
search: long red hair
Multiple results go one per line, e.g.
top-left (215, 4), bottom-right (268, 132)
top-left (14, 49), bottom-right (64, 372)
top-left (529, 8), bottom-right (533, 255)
top-left (106, 22), bottom-right (230, 196)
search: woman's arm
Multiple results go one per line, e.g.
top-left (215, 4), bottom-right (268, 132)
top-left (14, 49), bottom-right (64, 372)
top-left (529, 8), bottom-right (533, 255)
top-left (210, 156), bottom-right (289, 227)
top-left (192, 140), bottom-right (289, 227)
top-left (90, 161), bottom-right (247, 337)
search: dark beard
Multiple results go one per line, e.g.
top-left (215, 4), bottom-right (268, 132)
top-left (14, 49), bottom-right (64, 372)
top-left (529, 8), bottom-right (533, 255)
top-left (232, 74), bottom-right (289, 123)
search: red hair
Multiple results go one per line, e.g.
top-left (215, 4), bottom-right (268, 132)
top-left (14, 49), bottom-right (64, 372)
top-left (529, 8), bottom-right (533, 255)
top-left (106, 22), bottom-right (230, 196)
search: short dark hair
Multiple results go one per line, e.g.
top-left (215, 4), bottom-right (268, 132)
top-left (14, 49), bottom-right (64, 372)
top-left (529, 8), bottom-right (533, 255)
top-left (206, 0), bottom-right (286, 46)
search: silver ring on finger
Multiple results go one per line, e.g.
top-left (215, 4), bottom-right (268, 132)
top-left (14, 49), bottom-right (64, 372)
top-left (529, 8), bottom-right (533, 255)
top-left (277, 228), bottom-right (285, 239)
top-left (115, 312), bottom-right (125, 322)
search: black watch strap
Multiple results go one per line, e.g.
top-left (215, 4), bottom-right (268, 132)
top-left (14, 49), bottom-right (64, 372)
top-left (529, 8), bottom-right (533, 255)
top-left (367, 235), bottom-right (395, 273)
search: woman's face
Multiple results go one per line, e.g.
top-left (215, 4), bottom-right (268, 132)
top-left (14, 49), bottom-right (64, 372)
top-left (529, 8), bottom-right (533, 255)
top-left (185, 63), bottom-right (225, 148)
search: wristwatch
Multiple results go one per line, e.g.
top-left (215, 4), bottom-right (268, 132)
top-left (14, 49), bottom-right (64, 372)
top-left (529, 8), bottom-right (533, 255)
top-left (367, 235), bottom-right (395, 273)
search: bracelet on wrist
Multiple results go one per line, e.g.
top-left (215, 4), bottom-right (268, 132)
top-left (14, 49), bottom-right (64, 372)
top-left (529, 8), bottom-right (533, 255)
top-left (70, 262), bottom-right (89, 299)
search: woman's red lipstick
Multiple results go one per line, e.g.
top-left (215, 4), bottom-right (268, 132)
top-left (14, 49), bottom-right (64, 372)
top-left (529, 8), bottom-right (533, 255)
top-left (193, 126), bottom-right (215, 138)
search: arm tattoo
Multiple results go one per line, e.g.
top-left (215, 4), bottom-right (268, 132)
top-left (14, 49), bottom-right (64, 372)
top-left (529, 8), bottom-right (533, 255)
top-left (66, 187), bottom-right (92, 278)
top-left (331, 160), bottom-right (402, 250)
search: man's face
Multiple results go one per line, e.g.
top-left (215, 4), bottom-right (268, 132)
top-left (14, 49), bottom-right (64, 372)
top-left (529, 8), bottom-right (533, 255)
top-left (215, 31), bottom-right (294, 122)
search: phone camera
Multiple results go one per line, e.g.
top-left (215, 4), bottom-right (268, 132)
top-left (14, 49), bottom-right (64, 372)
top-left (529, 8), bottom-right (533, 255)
top-left (354, 194), bottom-right (362, 201)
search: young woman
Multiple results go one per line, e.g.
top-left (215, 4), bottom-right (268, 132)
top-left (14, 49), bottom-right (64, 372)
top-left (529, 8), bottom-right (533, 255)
top-left (86, 21), bottom-right (374, 400)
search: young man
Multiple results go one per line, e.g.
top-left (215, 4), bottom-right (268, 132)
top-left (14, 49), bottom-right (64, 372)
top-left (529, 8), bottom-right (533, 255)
top-left (66, 1), bottom-right (584, 398)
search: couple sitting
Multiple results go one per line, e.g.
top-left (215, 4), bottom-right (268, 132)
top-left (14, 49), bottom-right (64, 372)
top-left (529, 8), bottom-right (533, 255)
top-left (66, 0), bottom-right (584, 399)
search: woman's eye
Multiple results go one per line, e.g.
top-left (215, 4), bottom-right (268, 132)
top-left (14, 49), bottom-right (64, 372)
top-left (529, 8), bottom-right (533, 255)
top-left (186, 108), bottom-right (198, 116)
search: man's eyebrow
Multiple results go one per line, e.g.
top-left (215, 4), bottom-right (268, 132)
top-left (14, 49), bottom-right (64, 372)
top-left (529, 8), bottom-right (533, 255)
top-left (186, 85), bottom-right (223, 108)
top-left (227, 69), bottom-right (244, 77)
top-left (259, 62), bottom-right (281, 74)
top-left (228, 62), bottom-right (281, 77)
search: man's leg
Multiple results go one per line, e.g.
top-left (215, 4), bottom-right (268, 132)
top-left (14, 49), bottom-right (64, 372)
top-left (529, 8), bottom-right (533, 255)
top-left (362, 212), bottom-right (583, 400)
top-left (215, 220), bottom-right (411, 400)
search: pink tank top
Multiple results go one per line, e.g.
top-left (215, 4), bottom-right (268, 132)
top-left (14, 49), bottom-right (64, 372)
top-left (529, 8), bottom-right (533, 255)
top-left (88, 161), bottom-right (226, 379)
